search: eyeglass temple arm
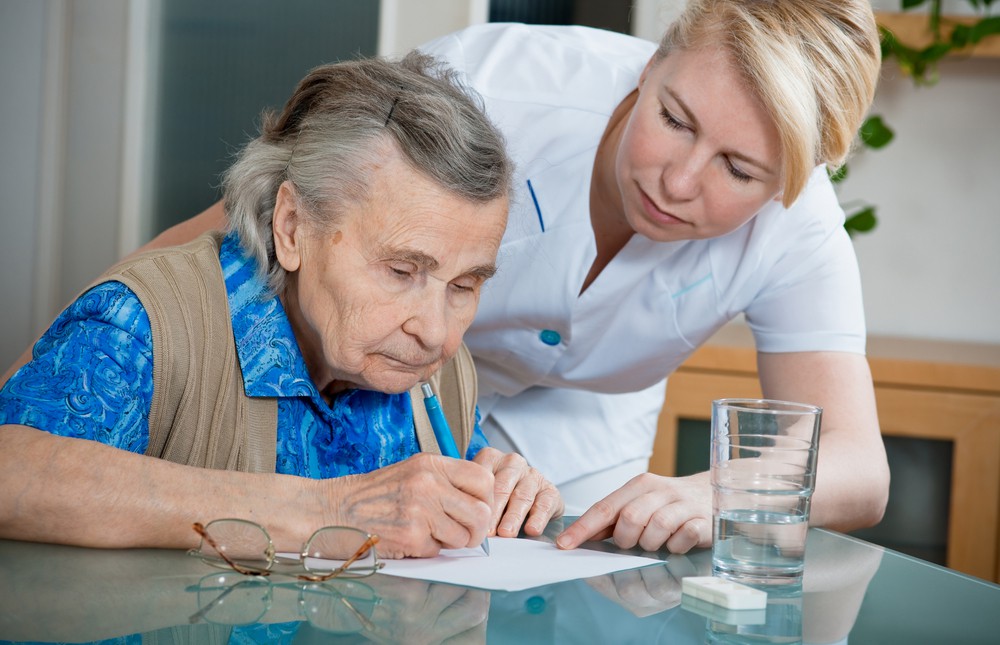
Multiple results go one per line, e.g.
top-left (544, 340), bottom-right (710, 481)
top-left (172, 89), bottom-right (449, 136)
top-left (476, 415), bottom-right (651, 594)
top-left (300, 534), bottom-right (381, 582)
top-left (340, 535), bottom-right (380, 572)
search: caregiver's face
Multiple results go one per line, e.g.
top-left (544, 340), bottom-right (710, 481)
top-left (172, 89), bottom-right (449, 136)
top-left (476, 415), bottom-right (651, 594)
top-left (274, 144), bottom-right (508, 395)
top-left (616, 44), bottom-right (784, 242)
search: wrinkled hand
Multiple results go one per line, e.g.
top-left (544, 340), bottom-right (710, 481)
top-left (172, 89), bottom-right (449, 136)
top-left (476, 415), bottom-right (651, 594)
top-left (473, 447), bottom-right (564, 537)
top-left (585, 554), bottom-right (705, 617)
top-left (363, 576), bottom-right (489, 645)
top-left (556, 472), bottom-right (712, 553)
top-left (330, 453), bottom-right (494, 558)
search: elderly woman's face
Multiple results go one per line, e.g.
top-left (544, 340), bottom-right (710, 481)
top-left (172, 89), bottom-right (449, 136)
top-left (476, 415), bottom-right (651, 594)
top-left (273, 147), bottom-right (508, 395)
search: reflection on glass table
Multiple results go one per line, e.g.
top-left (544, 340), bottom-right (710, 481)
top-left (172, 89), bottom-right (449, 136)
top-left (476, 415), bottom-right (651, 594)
top-left (1, 520), bottom-right (998, 644)
top-left (188, 572), bottom-right (378, 634)
top-left (486, 521), bottom-right (882, 644)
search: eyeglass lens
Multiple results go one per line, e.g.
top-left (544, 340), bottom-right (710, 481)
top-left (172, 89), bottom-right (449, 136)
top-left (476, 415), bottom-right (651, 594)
top-left (195, 519), bottom-right (274, 573)
top-left (193, 573), bottom-right (272, 626)
top-left (301, 527), bottom-right (379, 578)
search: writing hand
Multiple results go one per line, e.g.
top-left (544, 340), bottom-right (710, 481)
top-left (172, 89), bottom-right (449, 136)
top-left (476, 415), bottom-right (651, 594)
top-left (331, 453), bottom-right (494, 558)
top-left (472, 447), bottom-right (564, 537)
top-left (555, 472), bottom-right (712, 553)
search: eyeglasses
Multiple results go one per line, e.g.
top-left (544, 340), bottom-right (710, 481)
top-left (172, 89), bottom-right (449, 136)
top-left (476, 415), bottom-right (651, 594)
top-left (188, 571), bottom-right (379, 634)
top-left (188, 518), bottom-right (383, 581)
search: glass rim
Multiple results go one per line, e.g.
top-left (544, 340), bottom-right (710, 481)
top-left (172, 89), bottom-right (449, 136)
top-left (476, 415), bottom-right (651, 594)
top-left (713, 398), bottom-right (822, 415)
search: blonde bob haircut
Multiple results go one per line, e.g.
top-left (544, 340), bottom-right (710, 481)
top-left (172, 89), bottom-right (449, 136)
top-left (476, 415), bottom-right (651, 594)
top-left (655, 0), bottom-right (880, 207)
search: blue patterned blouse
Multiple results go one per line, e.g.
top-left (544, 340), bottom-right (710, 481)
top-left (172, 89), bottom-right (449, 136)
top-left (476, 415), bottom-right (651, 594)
top-left (0, 233), bottom-right (487, 476)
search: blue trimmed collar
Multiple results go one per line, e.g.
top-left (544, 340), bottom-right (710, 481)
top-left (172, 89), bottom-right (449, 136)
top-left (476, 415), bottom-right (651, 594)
top-left (221, 233), bottom-right (316, 399)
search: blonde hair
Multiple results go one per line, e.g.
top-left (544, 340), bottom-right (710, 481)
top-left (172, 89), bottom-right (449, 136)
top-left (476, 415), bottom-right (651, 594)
top-left (655, 0), bottom-right (880, 206)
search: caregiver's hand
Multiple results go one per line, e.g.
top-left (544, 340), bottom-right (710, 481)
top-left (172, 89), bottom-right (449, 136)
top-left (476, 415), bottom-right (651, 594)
top-left (556, 472), bottom-right (712, 553)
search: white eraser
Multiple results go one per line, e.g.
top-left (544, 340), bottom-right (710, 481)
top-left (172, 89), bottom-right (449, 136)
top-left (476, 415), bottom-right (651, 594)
top-left (681, 576), bottom-right (767, 610)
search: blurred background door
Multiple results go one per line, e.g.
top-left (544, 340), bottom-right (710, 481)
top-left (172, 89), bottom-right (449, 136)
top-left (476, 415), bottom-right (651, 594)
top-left (148, 0), bottom-right (380, 236)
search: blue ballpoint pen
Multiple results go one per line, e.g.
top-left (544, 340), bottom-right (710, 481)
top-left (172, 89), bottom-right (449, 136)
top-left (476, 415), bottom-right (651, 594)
top-left (420, 382), bottom-right (490, 556)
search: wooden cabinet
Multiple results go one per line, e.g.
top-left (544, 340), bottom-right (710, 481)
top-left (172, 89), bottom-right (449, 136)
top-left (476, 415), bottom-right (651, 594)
top-left (651, 324), bottom-right (1000, 582)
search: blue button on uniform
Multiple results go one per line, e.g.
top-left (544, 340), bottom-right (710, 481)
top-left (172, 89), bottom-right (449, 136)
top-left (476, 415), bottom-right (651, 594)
top-left (525, 595), bottom-right (547, 614)
top-left (539, 329), bottom-right (561, 346)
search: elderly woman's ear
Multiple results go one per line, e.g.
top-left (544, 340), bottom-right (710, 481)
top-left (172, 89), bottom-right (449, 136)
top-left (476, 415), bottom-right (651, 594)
top-left (272, 180), bottom-right (304, 273)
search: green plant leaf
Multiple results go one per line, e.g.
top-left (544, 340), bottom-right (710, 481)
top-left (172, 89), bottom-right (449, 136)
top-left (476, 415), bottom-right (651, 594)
top-left (844, 207), bottom-right (878, 237)
top-left (879, 27), bottom-right (943, 85)
top-left (829, 164), bottom-right (848, 184)
top-left (952, 24), bottom-right (973, 48)
top-left (970, 17), bottom-right (1000, 44)
top-left (929, 0), bottom-right (943, 35)
top-left (892, 46), bottom-right (943, 83)
top-left (859, 116), bottom-right (895, 149)
top-left (902, 0), bottom-right (929, 9)
top-left (879, 26), bottom-right (897, 58)
top-left (924, 42), bottom-right (953, 61)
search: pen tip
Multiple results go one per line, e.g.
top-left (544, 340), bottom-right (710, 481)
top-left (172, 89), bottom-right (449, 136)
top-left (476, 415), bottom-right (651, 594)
top-left (420, 383), bottom-right (433, 397)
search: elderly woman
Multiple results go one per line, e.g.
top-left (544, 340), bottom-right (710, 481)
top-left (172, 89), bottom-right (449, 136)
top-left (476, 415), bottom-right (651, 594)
top-left (0, 53), bottom-right (562, 558)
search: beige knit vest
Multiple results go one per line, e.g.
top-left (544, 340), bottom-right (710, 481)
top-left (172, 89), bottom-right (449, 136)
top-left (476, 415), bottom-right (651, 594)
top-left (92, 232), bottom-right (475, 472)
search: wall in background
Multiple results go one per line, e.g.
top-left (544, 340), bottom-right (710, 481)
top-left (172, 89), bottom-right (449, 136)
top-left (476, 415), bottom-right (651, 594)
top-left (58, 1), bottom-right (129, 315)
top-left (0, 2), bottom-right (47, 370)
top-left (0, 0), bottom-right (128, 370)
top-left (846, 58), bottom-right (1000, 344)
top-left (378, 0), bottom-right (487, 57)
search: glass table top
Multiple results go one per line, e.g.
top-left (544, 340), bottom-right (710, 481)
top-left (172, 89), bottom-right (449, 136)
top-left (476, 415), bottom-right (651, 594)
top-left (1, 521), bottom-right (998, 644)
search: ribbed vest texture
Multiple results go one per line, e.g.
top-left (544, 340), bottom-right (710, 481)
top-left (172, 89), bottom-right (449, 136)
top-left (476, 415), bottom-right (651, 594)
top-left (100, 232), bottom-right (277, 472)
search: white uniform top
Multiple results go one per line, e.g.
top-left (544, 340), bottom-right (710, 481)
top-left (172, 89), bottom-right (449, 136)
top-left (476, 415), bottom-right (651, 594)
top-left (421, 24), bottom-right (866, 488)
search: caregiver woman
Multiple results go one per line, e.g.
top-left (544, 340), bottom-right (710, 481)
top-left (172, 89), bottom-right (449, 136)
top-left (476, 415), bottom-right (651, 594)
top-left (3, 0), bottom-right (889, 553)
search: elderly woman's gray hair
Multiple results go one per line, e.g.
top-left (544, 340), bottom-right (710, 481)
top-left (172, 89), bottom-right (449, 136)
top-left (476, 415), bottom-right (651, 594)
top-left (223, 51), bottom-right (513, 293)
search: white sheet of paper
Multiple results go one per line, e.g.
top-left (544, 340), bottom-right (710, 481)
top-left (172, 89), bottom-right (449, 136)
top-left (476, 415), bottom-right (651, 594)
top-left (379, 537), bottom-right (664, 592)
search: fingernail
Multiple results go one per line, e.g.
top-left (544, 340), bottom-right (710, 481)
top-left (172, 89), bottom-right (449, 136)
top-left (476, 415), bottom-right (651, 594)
top-left (555, 534), bottom-right (571, 549)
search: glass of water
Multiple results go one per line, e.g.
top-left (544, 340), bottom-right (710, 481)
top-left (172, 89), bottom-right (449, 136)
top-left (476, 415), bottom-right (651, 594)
top-left (711, 399), bottom-right (822, 585)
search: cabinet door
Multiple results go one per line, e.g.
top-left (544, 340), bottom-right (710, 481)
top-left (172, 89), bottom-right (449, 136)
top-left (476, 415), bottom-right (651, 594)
top-left (873, 386), bottom-right (1000, 582)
